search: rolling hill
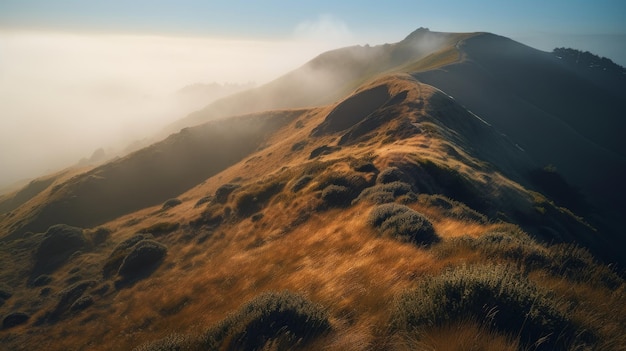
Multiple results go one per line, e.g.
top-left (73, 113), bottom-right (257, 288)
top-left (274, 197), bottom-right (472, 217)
top-left (0, 29), bottom-right (625, 350)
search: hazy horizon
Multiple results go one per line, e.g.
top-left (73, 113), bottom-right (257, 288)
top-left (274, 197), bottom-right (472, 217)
top-left (1, 0), bottom-right (625, 190)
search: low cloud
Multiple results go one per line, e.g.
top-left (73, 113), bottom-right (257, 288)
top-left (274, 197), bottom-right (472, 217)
top-left (0, 31), bottom-right (333, 188)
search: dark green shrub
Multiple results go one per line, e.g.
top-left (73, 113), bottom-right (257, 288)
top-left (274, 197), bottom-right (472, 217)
top-left (138, 222), bottom-right (180, 236)
top-left (194, 195), bottom-right (212, 208)
top-left (353, 161), bottom-right (378, 173)
top-left (235, 181), bottom-right (284, 217)
top-left (368, 204), bottom-right (439, 246)
top-left (70, 295), bottom-right (94, 312)
top-left (548, 244), bottom-right (623, 289)
top-left (391, 265), bottom-right (584, 350)
top-left (162, 198), bottom-right (182, 210)
top-left (91, 227), bottom-right (112, 245)
top-left (49, 280), bottom-right (97, 321)
top-left (377, 167), bottom-right (410, 184)
top-left (0, 284), bottom-right (12, 300)
top-left (203, 291), bottom-right (331, 350)
top-left (34, 224), bottom-right (87, 274)
top-left (356, 181), bottom-right (415, 204)
top-left (309, 145), bottom-right (340, 159)
top-left (321, 185), bottom-right (352, 207)
top-left (32, 274), bottom-right (53, 287)
top-left (417, 194), bottom-right (487, 223)
top-left (117, 240), bottom-right (167, 280)
top-left (291, 141), bottom-right (307, 152)
top-left (133, 291), bottom-right (330, 351)
top-left (102, 234), bottom-right (153, 278)
top-left (291, 175), bottom-right (313, 192)
top-left (2, 312), bottom-right (29, 329)
top-left (214, 183), bottom-right (240, 204)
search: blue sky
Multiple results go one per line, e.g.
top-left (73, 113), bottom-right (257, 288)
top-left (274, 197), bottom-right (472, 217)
top-left (1, 0), bottom-right (625, 38)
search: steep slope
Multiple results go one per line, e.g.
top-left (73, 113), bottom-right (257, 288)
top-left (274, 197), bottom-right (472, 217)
top-left (413, 33), bottom-right (626, 218)
top-left (1, 75), bottom-right (623, 351)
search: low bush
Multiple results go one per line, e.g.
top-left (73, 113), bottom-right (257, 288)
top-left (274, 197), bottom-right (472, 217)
top-left (137, 222), bottom-right (180, 236)
top-left (356, 181), bottom-right (415, 204)
top-left (391, 265), bottom-right (585, 350)
top-left (321, 185), bottom-right (352, 207)
top-left (548, 244), bottom-right (623, 289)
top-left (203, 291), bottom-right (331, 350)
top-left (376, 167), bottom-right (410, 184)
top-left (117, 240), bottom-right (167, 280)
top-left (102, 234), bottom-right (153, 278)
top-left (214, 183), bottom-right (240, 204)
top-left (194, 195), bottom-right (212, 208)
top-left (368, 203), bottom-right (439, 246)
top-left (32, 274), bottom-right (53, 287)
top-left (291, 175), bottom-right (313, 192)
top-left (0, 284), bottom-right (12, 300)
top-left (33, 224), bottom-right (87, 274)
top-left (162, 198), bottom-right (182, 210)
top-left (235, 181), bottom-right (285, 217)
top-left (2, 312), bottom-right (29, 329)
top-left (134, 291), bottom-right (330, 351)
top-left (291, 140), bottom-right (307, 152)
top-left (49, 280), bottom-right (97, 321)
top-left (70, 295), bottom-right (94, 312)
top-left (90, 227), bottom-right (112, 245)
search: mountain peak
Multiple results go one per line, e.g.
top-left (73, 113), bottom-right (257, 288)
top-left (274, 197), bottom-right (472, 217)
top-left (403, 27), bottom-right (431, 41)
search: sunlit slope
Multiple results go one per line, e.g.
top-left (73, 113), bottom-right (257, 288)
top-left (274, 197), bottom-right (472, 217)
top-left (1, 75), bottom-right (623, 351)
top-left (170, 28), bottom-right (477, 131)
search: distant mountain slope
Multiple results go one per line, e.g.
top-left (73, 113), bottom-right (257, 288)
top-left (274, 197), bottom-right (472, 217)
top-left (168, 28), bottom-right (476, 132)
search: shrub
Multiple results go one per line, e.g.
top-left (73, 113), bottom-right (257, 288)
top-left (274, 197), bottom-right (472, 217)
top-left (162, 198), bottom-right (182, 210)
top-left (34, 224), bottom-right (87, 273)
top-left (548, 244), bottom-right (623, 289)
top-left (356, 181), bottom-right (415, 204)
top-left (194, 195), bottom-right (212, 208)
top-left (353, 161), bottom-right (378, 173)
top-left (235, 181), bottom-right (285, 217)
top-left (377, 167), bottom-right (410, 184)
top-left (102, 234), bottom-right (153, 278)
top-left (32, 274), bottom-right (53, 287)
top-left (203, 291), bottom-right (331, 350)
top-left (391, 265), bottom-right (584, 350)
top-left (368, 204), bottom-right (439, 246)
top-left (137, 222), bottom-right (180, 236)
top-left (133, 291), bottom-right (330, 351)
top-left (117, 240), bottom-right (167, 280)
top-left (70, 295), bottom-right (94, 312)
top-left (49, 280), bottom-right (97, 321)
top-left (417, 194), bottom-right (487, 223)
top-left (321, 185), bottom-right (352, 207)
top-left (0, 284), bottom-right (12, 300)
top-left (291, 141), bottom-right (307, 152)
top-left (214, 183), bottom-right (240, 204)
top-left (309, 145), bottom-right (340, 159)
top-left (91, 227), bottom-right (112, 245)
top-left (2, 312), bottom-right (29, 329)
top-left (291, 175), bottom-right (313, 192)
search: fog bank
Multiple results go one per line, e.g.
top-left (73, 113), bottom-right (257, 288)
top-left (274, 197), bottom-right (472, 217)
top-left (0, 30), bottom-right (354, 189)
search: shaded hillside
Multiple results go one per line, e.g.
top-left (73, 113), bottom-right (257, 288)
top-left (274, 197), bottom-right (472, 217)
top-left (1, 110), bottom-right (304, 237)
top-left (414, 33), bottom-right (626, 220)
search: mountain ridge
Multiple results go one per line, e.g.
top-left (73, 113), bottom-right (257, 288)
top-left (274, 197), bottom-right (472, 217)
top-left (1, 28), bottom-right (625, 351)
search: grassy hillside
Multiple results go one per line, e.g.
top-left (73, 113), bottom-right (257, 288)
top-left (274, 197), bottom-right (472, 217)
top-left (0, 75), bottom-right (623, 350)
